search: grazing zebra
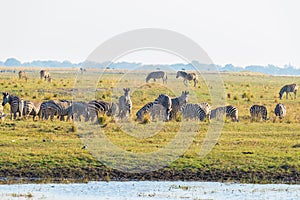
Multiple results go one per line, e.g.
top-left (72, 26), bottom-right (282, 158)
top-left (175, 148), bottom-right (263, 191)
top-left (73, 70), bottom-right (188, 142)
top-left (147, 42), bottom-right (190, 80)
top-left (250, 105), bottom-right (268, 121)
top-left (169, 91), bottom-right (189, 120)
top-left (2, 92), bottom-right (23, 120)
top-left (198, 102), bottom-right (211, 120)
top-left (86, 100), bottom-right (118, 121)
top-left (274, 103), bottom-right (286, 119)
top-left (18, 70), bottom-right (28, 81)
top-left (23, 101), bottom-right (39, 120)
top-left (38, 100), bottom-right (71, 121)
top-left (181, 103), bottom-right (206, 121)
top-left (279, 83), bottom-right (298, 100)
top-left (118, 88), bottom-right (132, 119)
top-left (210, 105), bottom-right (239, 122)
top-left (66, 101), bottom-right (89, 121)
top-left (176, 71), bottom-right (198, 87)
top-left (136, 102), bottom-right (154, 121)
top-left (154, 94), bottom-right (172, 121)
top-left (40, 70), bottom-right (50, 80)
top-left (146, 71), bottom-right (167, 84)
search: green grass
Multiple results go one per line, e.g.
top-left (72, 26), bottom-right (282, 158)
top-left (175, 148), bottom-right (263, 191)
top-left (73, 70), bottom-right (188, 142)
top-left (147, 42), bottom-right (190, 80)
top-left (0, 69), bottom-right (300, 183)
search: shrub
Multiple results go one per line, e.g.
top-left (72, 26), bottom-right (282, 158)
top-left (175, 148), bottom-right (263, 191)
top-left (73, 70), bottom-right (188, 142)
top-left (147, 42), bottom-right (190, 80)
top-left (233, 96), bottom-right (239, 100)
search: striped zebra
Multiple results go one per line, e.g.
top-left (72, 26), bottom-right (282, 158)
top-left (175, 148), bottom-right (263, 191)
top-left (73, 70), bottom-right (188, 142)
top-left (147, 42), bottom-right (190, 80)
top-left (198, 102), bottom-right (211, 120)
top-left (181, 103), bottom-right (206, 121)
top-left (38, 100), bottom-right (71, 121)
top-left (87, 100), bottom-right (118, 121)
top-left (279, 83), bottom-right (298, 100)
top-left (18, 70), bottom-right (28, 81)
top-left (23, 101), bottom-right (39, 120)
top-left (169, 91), bottom-right (189, 120)
top-left (40, 70), bottom-right (50, 80)
top-left (250, 105), bottom-right (268, 121)
top-left (118, 88), bottom-right (132, 119)
top-left (136, 102), bottom-right (154, 121)
top-left (2, 92), bottom-right (23, 120)
top-left (176, 71), bottom-right (198, 87)
top-left (274, 103), bottom-right (286, 119)
top-left (146, 71), bottom-right (167, 84)
top-left (153, 94), bottom-right (172, 121)
top-left (210, 105), bottom-right (239, 122)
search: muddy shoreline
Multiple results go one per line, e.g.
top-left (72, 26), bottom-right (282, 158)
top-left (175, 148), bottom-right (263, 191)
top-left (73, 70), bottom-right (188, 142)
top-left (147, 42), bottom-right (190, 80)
top-left (1, 166), bottom-right (299, 185)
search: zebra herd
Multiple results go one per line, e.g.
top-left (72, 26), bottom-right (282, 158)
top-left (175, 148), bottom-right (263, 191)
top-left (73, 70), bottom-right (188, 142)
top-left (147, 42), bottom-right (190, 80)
top-left (0, 89), bottom-right (130, 122)
top-left (145, 70), bottom-right (198, 87)
top-left (17, 70), bottom-right (53, 82)
top-left (0, 69), bottom-right (297, 124)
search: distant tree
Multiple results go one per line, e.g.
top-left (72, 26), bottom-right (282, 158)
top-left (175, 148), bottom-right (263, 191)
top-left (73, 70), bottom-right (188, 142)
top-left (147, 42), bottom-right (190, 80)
top-left (4, 58), bottom-right (21, 66)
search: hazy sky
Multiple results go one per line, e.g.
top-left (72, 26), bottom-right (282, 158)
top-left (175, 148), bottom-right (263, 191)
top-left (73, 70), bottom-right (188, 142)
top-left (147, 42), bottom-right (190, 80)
top-left (0, 0), bottom-right (299, 67)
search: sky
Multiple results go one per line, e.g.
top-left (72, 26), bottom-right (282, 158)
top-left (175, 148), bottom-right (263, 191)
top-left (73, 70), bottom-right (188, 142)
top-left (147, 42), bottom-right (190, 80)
top-left (0, 0), bottom-right (299, 67)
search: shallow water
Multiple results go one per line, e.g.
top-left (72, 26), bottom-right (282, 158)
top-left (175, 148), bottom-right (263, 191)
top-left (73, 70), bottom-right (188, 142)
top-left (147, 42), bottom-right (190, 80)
top-left (0, 181), bottom-right (300, 200)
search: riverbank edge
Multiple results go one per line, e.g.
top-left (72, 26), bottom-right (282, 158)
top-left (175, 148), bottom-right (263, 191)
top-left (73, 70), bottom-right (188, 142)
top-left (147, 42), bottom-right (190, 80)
top-left (0, 166), bottom-right (299, 185)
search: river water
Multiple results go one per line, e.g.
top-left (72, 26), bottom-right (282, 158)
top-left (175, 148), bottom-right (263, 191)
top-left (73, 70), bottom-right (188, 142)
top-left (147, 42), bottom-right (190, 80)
top-left (0, 181), bottom-right (300, 200)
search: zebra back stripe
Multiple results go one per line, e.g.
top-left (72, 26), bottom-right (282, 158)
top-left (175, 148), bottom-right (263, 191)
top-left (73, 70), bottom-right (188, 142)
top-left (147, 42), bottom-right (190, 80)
top-left (182, 103), bottom-right (206, 121)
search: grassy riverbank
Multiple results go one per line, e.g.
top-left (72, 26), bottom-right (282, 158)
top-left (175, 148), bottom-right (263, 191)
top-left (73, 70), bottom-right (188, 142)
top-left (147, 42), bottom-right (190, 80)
top-left (0, 69), bottom-right (299, 184)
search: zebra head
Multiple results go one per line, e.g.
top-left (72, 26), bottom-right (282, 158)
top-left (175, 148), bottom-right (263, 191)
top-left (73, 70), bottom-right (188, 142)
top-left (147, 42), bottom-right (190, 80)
top-left (181, 91), bottom-right (189, 104)
top-left (123, 88), bottom-right (130, 96)
top-left (2, 92), bottom-right (10, 106)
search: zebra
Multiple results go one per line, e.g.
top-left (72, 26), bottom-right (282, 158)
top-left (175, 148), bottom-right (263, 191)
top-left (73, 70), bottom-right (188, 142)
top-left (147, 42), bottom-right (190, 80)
top-left (198, 102), bottom-right (211, 120)
top-left (176, 71), bottom-right (198, 87)
top-left (66, 101), bottom-right (89, 121)
top-left (181, 103), bottom-right (207, 121)
top-left (279, 83), bottom-right (298, 100)
top-left (210, 105), bottom-right (239, 122)
top-left (153, 94), bottom-right (172, 121)
top-left (250, 105), bottom-right (268, 121)
top-left (2, 92), bottom-right (23, 120)
top-left (136, 102), bottom-right (154, 122)
top-left (274, 103), bottom-right (286, 119)
top-left (146, 71), bottom-right (167, 84)
top-left (38, 100), bottom-right (71, 121)
top-left (23, 101), bottom-right (39, 120)
top-left (169, 91), bottom-right (189, 120)
top-left (40, 70), bottom-right (50, 80)
top-left (118, 88), bottom-right (132, 119)
top-left (86, 100), bottom-right (118, 121)
top-left (18, 70), bottom-right (28, 81)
